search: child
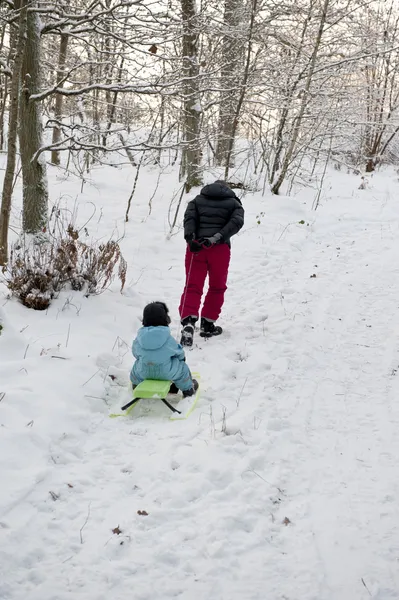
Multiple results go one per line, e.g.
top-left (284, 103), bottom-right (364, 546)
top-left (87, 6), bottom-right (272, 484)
top-left (130, 302), bottom-right (198, 397)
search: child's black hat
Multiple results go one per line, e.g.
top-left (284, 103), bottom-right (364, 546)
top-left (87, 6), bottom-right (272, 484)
top-left (142, 302), bottom-right (171, 327)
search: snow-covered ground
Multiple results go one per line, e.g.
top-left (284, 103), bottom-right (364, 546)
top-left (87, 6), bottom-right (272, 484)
top-left (1, 163), bottom-right (399, 600)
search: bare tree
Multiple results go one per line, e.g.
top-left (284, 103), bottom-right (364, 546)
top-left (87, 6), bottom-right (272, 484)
top-left (0, 0), bottom-right (28, 264)
top-left (358, 1), bottom-right (399, 171)
top-left (0, 5), bottom-right (11, 151)
top-left (1, 0), bottom-right (399, 262)
top-left (215, 0), bottom-right (245, 167)
top-left (51, 33), bottom-right (68, 165)
top-left (271, 0), bottom-right (331, 195)
top-left (19, 1), bottom-right (48, 234)
top-left (180, 0), bottom-right (203, 192)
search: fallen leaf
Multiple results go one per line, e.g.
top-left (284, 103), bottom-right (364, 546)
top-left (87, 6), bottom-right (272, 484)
top-left (282, 517), bottom-right (291, 526)
top-left (149, 44), bottom-right (157, 54)
top-left (67, 483), bottom-right (74, 488)
top-left (112, 526), bottom-right (122, 535)
top-left (310, 274), bottom-right (317, 278)
top-left (137, 510), bottom-right (148, 516)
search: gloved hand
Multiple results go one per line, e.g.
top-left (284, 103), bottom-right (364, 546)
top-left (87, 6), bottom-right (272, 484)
top-left (189, 239), bottom-right (203, 253)
top-left (202, 232), bottom-right (223, 248)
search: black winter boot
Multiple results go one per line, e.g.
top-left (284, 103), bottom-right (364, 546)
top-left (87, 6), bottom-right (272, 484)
top-left (200, 317), bottom-right (223, 338)
top-left (180, 316), bottom-right (197, 347)
top-left (183, 378), bottom-right (199, 398)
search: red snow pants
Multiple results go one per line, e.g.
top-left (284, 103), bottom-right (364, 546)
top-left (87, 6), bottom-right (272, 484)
top-left (179, 243), bottom-right (231, 322)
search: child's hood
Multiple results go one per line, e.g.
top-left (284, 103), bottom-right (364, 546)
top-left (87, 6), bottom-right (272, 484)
top-left (136, 326), bottom-right (171, 350)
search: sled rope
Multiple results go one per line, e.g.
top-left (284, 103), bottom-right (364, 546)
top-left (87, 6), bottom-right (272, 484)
top-left (177, 250), bottom-right (195, 337)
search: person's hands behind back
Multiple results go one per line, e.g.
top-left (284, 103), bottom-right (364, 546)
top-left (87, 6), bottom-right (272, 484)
top-left (202, 232), bottom-right (223, 248)
top-left (189, 238), bottom-right (203, 252)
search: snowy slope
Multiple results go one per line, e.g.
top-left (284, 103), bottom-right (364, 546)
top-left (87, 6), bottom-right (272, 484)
top-left (1, 164), bottom-right (399, 600)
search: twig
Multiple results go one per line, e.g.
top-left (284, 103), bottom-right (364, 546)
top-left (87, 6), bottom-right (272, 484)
top-left (237, 377), bottom-right (248, 408)
top-left (51, 355), bottom-right (67, 360)
top-left (62, 556), bottom-right (73, 564)
top-left (103, 366), bottom-right (110, 382)
top-left (66, 324), bottom-right (71, 348)
top-left (24, 344), bottom-right (29, 359)
top-left (124, 150), bottom-right (144, 222)
top-left (80, 502), bottom-right (91, 544)
top-left (244, 469), bottom-right (285, 495)
top-left (278, 222), bottom-right (295, 242)
top-left (146, 171), bottom-right (162, 218)
top-left (82, 370), bottom-right (100, 387)
top-left (245, 468), bottom-right (271, 484)
top-left (168, 183), bottom-right (185, 235)
top-left (0, 392), bottom-right (5, 403)
top-left (253, 416), bottom-right (262, 430)
top-left (221, 405), bottom-right (227, 434)
top-left (361, 578), bottom-right (372, 597)
top-left (112, 336), bottom-right (129, 352)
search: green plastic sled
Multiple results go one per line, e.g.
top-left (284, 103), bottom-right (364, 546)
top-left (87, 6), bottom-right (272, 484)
top-left (109, 372), bottom-right (200, 420)
top-left (132, 379), bottom-right (172, 400)
top-left (121, 379), bottom-right (180, 414)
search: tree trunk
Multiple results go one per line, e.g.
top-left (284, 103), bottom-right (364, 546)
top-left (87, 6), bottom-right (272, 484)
top-left (0, 22), bottom-right (9, 151)
top-left (223, 0), bottom-right (257, 179)
top-left (19, 1), bottom-right (48, 234)
top-left (51, 33), bottom-right (68, 165)
top-left (180, 0), bottom-right (203, 192)
top-left (215, 0), bottom-right (244, 167)
top-left (102, 1), bottom-right (113, 148)
top-left (271, 0), bottom-right (330, 195)
top-left (103, 55), bottom-right (125, 144)
top-left (0, 75), bottom-right (8, 151)
top-left (0, 0), bottom-right (28, 265)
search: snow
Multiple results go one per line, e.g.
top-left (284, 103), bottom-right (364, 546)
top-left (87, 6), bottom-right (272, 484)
top-left (1, 162), bottom-right (399, 599)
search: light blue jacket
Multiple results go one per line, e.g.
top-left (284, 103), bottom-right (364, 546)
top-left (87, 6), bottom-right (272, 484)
top-left (130, 326), bottom-right (193, 391)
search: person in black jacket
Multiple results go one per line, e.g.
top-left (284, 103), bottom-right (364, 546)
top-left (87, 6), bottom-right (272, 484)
top-left (179, 180), bottom-right (244, 347)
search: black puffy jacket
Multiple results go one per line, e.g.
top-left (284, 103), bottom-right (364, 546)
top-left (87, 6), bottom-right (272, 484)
top-left (183, 183), bottom-right (244, 246)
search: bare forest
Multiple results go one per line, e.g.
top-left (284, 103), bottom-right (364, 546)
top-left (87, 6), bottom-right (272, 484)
top-left (0, 0), bottom-right (399, 267)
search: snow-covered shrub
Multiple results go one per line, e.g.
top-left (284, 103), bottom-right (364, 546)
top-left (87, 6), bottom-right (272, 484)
top-left (6, 239), bottom-right (62, 310)
top-left (4, 217), bottom-right (127, 311)
top-left (69, 237), bottom-right (127, 295)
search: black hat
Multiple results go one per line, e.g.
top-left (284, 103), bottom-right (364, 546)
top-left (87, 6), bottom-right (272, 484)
top-left (142, 302), bottom-right (171, 327)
